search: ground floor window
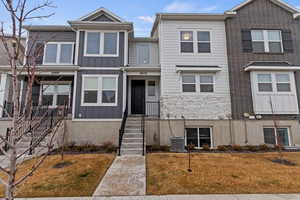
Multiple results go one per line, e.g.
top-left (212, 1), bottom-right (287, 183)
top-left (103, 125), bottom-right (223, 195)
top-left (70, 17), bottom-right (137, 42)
top-left (263, 127), bottom-right (290, 146)
top-left (186, 128), bottom-right (212, 148)
top-left (41, 84), bottom-right (71, 107)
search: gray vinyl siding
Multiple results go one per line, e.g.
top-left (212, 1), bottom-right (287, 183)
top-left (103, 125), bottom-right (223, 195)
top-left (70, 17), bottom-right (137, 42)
top-left (28, 31), bottom-right (76, 65)
top-left (129, 41), bottom-right (159, 66)
top-left (78, 31), bottom-right (124, 67)
top-left (225, 0), bottom-right (300, 120)
top-left (92, 15), bottom-right (114, 22)
top-left (74, 70), bottom-right (123, 119)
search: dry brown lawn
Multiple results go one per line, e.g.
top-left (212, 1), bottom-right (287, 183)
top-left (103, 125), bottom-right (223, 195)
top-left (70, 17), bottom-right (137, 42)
top-left (0, 154), bottom-right (115, 197)
top-left (147, 152), bottom-right (300, 195)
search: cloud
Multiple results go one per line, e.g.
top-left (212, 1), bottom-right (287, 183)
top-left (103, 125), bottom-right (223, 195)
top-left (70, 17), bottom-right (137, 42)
top-left (138, 16), bottom-right (155, 23)
top-left (163, 0), bottom-right (218, 13)
top-left (296, 6), bottom-right (300, 10)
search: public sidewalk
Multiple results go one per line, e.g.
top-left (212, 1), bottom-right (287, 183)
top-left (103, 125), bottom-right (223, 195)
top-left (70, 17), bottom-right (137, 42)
top-left (16, 194), bottom-right (300, 200)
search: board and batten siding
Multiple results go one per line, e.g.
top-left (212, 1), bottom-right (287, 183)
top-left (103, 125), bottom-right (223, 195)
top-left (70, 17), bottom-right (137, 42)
top-left (159, 20), bottom-right (232, 120)
top-left (225, 0), bottom-right (300, 120)
top-left (128, 41), bottom-right (159, 67)
top-left (77, 31), bottom-right (124, 67)
top-left (28, 31), bottom-right (76, 65)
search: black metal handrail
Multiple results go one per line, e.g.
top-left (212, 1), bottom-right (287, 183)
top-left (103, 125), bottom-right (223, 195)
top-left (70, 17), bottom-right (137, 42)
top-left (118, 104), bottom-right (128, 156)
top-left (142, 114), bottom-right (145, 156)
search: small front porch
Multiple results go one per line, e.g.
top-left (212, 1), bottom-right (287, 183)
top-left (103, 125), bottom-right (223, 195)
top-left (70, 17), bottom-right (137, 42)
top-left (127, 75), bottom-right (160, 117)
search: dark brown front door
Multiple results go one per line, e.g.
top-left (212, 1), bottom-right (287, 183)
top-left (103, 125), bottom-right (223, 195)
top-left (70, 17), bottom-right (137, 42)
top-left (131, 80), bottom-right (145, 114)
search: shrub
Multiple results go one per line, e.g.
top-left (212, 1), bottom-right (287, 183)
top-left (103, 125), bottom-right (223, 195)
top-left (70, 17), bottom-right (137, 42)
top-left (244, 145), bottom-right (258, 152)
top-left (274, 145), bottom-right (285, 151)
top-left (187, 144), bottom-right (196, 151)
top-left (232, 144), bottom-right (243, 151)
top-left (202, 144), bottom-right (211, 151)
top-left (259, 144), bottom-right (269, 151)
top-left (160, 145), bottom-right (170, 152)
top-left (217, 145), bottom-right (228, 151)
top-left (102, 142), bottom-right (117, 153)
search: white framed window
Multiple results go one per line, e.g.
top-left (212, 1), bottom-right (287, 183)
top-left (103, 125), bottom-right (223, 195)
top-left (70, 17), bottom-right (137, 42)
top-left (81, 75), bottom-right (118, 106)
top-left (263, 127), bottom-right (291, 146)
top-left (197, 31), bottom-right (211, 53)
top-left (180, 31), bottom-right (194, 53)
top-left (41, 83), bottom-right (71, 107)
top-left (182, 75), bottom-right (196, 92)
top-left (180, 30), bottom-right (211, 54)
top-left (84, 31), bottom-right (119, 57)
top-left (257, 73), bottom-right (273, 92)
top-left (276, 74), bottom-right (291, 92)
top-left (200, 75), bottom-right (214, 92)
top-left (43, 42), bottom-right (74, 65)
top-left (256, 72), bottom-right (292, 93)
top-left (251, 30), bottom-right (283, 53)
top-left (182, 74), bottom-right (215, 93)
top-left (185, 128), bottom-right (213, 148)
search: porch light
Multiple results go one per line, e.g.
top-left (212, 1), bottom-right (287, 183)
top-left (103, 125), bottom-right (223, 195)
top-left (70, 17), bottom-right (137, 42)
top-left (183, 33), bottom-right (191, 40)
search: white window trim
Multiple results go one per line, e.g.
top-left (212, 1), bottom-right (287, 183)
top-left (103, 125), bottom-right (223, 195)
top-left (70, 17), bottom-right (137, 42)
top-left (179, 30), bottom-right (212, 55)
top-left (251, 30), bottom-right (283, 53)
top-left (181, 73), bottom-right (215, 94)
top-left (185, 127), bottom-right (213, 149)
top-left (263, 127), bottom-right (291, 146)
top-left (40, 81), bottom-right (72, 108)
top-left (255, 72), bottom-right (294, 94)
top-left (43, 42), bottom-right (75, 65)
top-left (84, 31), bottom-right (119, 57)
top-left (81, 74), bottom-right (118, 107)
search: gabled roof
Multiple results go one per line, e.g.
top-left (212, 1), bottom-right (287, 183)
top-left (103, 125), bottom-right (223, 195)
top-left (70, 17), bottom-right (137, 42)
top-left (76, 7), bottom-right (126, 23)
top-left (227, 0), bottom-right (300, 18)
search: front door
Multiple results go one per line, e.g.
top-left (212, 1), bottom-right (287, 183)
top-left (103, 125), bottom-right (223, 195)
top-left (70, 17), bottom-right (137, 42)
top-left (131, 80), bottom-right (145, 114)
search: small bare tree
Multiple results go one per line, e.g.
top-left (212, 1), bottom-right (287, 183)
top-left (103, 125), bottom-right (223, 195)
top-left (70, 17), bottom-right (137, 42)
top-left (269, 96), bottom-right (283, 161)
top-left (0, 1), bottom-right (68, 199)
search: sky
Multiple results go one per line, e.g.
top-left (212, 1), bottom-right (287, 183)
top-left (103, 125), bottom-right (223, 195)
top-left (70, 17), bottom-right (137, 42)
top-left (0, 0), bottom-right (300, 37)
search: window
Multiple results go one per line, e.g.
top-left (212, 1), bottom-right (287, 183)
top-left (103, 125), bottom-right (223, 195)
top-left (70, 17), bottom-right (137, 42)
top-left (251, 30), bottom-right (282, 53)
top-left (180, 31), bottom-right (193, 53)
top-left (182, 74), bottom-right (215, 93)
top-left (197, 31), bottom-right (211, 53)
top-left (82, 75), bottom-right (118, 106)
top-left (200, 75), bottom-right (214, 92)
top-left (186, 128), bottom-right (212, 148)
top-left (102, 77), bottom-right (117, 103)
top-left (263, 127), bottom-right (290, 146)
top-left (257, 74), bottom-right (273, 92)
top-left (147, 81), bottom-right (156, 97)
top-left (137, 44), bottom-right (150, 64)
top-left (182, 75), bottom-right (196, 92)
top-left (256, 73), bottom-right (292, 93)
top-left (86, 32), bottom-right (100, 55)
top-left (85, 31), bottom-right (118, 56)
top-left (44, 43), bottom-right (74, 65)
top-left (42, 84), bottom-right (71, 107)
top-left (276, 74), bottom-right (291, 92)
top-left (104, 33), bottom-right (118, 55)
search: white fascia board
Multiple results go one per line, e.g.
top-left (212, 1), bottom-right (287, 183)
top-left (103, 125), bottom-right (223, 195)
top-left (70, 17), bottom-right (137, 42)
top-left (244, 66), bottom-right (300, 71)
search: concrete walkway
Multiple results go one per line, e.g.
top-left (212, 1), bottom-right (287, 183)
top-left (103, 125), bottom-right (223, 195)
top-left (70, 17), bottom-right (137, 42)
top-left (93, 155), bottom-right (146, 196)
top-left (16, 194), bottom-right (300, 200)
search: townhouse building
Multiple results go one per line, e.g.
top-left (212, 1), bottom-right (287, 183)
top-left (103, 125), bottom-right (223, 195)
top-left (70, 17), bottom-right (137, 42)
top-left (0, 0), bottom-right (299, 155)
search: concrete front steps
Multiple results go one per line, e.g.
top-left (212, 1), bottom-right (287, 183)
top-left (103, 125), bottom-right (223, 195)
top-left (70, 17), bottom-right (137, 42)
top-left (120, 116), bottom-right (145, 155)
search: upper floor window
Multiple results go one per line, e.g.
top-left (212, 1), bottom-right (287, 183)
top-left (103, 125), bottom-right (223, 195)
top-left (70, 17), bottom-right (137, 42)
top-left (43, 42), bottom-right (74, 65)
top-left (251, 30), bottom-right (283, 53)
top-left (82, 75), bottom-right (118, 106)
top-left (197, 31), bottom-right (211, 53)
top-left (180, 31), bottom-right (211, 53)
top-left (182, 74), bottom-right (214, 93)
top-left (256, 72), bottom-right (291, 93)
top-left (85, 31), bottom-right (118, 57)
top-left (180, 31), bottom-right (193, 53)
top-left (137, 44), bottom-right (150, 64)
